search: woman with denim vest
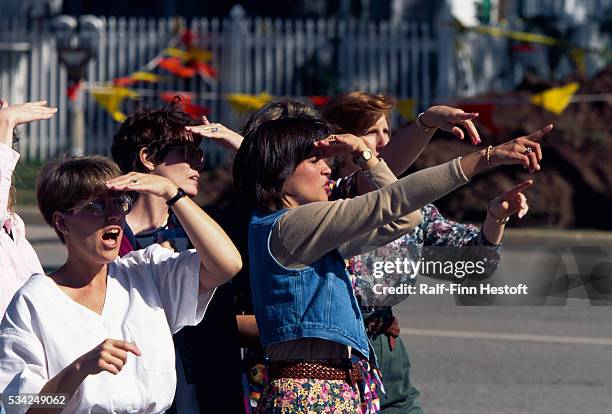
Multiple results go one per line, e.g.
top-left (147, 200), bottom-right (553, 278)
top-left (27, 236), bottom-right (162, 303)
top-left (232, 114), bottom-right (547, 413)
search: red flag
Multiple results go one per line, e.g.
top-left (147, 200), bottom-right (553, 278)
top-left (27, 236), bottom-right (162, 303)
top-left (183, 104), bottom-right (210, 118)
top-left (308, 96), bottom-right (330, 107)
top-left (159, 92), bottom-right (209, 119)
top-left (458, 103), bottom-right (499, 134)
top-left (181, 30), bottom-right (195, 48)
top-left (159, 57), bottom-right (196, 78)
top-left (160, 91), bottom-right (194, 104)
top-left (511, 43), bottom-right (536, 53)
top-left (113, 77), bottom-right (136, 87)
top-left (196, 62), bottom-right (217, 79)
top-left (67, 80), bottom-right (82, 101)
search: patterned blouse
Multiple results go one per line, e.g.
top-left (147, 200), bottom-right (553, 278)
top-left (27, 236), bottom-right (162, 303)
top-left (332, 170), bottom-right (502, 312)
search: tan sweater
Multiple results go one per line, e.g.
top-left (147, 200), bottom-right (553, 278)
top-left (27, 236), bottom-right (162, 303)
top-left (270, 158), bottom-right (469, 269)
top-left (266, 158), bottom-right (470, 360)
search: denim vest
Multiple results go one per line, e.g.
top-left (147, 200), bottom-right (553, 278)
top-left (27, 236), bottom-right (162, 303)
top-left (248, 209), bottom-right (370, 358)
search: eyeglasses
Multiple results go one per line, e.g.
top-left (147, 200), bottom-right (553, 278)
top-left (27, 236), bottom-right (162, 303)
top-left (160, 145), bottom-right (205, 166)
top-left (66, 194), bottom-right (133, 217)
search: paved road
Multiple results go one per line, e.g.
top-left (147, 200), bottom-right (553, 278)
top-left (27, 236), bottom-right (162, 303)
top-left (23, 208), bottom-right (612, 414)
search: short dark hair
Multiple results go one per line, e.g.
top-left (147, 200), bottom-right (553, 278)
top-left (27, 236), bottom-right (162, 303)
top-left (233, 116), bottom-right (332, 212)
top-left (240, 99), bottom-right (320, 138)
top-left (111, 99), bottom-right (202, 173)
top-left (36, 155), bottom-right (122, 243)
top-left (322, 91), bottom-right (395, 136)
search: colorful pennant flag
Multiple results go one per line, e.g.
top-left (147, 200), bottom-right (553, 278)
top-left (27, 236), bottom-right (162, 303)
top-left (159, 92), bottom-right (210, 119)
top-left (91, 87), bottom-right (139, 122)
top-left (159, 57), bottom-right (197, 78)
top-left (67, 80), bottom-right (82, 101)
top-left (160, 91), bottom-right (195, 103)
top-left (165, 47), bottom-right (212, 63)
top-left (470, 24), bottom-right (558, 46)
top-left (308, 96), bottom-right (330, 107)
top-left (228, 92), bottom-right (273, 113)
top-left (181, 30), bottom-right (196, 48)
top-left (570, 48), bottom-right (586, 76)
top-left (131, 71), bottom-right (162, 82)
top-left (531, 82), bottom-right (580, 115)
top-left (396, 99), bottom-right (416, 121)
top-left (113, 77), bottom-right (137, 87)
top-left (113, 71), bottom-right (162, 87)
top-left (196, 62), bottom-right (217, 79)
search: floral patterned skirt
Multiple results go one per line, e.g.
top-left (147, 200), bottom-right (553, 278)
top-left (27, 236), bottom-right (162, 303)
top-left (255, 377), bottom-right (361, 413)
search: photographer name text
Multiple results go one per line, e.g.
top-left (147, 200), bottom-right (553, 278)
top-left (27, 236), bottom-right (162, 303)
top-left (372, 283), bottom-right (529, 296)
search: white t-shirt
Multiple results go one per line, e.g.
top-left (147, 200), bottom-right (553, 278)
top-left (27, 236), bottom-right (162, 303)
top-left (0, 244), bottom-right (215, 414)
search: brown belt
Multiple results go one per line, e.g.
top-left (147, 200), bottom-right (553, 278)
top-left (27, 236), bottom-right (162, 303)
top-left (268, 360), bottom-right (362, 385)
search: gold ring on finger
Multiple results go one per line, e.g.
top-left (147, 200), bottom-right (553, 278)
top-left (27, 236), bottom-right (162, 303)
top-left (524, 147), bottom-right (533, 155)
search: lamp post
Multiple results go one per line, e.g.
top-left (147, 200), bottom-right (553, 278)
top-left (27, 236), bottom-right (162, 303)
top-left (54, 15), bottom-right (103, 155)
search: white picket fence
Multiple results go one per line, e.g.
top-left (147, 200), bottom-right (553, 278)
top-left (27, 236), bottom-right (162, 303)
top-left (0, 16), bottom-right (428, 163)
top-left (0, 13), bottom-right (607, 163)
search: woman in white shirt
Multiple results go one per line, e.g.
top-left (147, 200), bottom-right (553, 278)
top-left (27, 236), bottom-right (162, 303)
top-left (0, 155), bottom-right (242, 413)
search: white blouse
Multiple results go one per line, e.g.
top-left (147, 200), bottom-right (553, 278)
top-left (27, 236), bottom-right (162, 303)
top-left (0, 244), bottom-right (215, 414)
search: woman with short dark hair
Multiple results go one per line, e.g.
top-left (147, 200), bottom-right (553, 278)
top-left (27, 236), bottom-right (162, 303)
top-left (232, 112), bottom-right (546, 413)
top-left (0, 155), bottom-right (241, 413)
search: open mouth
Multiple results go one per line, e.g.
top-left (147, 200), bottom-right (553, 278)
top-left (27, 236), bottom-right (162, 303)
top-left (101, 228), bottom-right (121, 249)
top-left (324, 180), bottom-right (334, 196)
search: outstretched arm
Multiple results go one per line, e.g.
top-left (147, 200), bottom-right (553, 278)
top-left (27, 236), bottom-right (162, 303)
top-left (380, 106), bottom-right (481, 176)
top-left (0, 100), bottom-right (57, 221)
top-left (272, 125), bottom-right (553, 267)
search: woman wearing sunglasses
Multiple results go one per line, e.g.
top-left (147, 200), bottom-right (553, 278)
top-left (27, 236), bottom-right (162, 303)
top-left (111, 102), bottom-right (248, 414)
top-left (0, 155), bottom-right (241, 413)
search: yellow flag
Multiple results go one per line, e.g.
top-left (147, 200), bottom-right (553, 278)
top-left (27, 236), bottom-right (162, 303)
top-left (473, 25), bottom-right (559, 46)
top-left (130, 71), bottom-right (162, 83)
top-left (164, 47), bottom-right (212, 62)
top-left (188, 48), bottom-right (213, 62)
top-left (531, 82), bottom-right (580, 115)
top-left (91, 87), bottom-right (139, 122)
top-left (228, 92), bottom-right (273, 113)
top-left (569, 48), bottom-right (586, 76)
top-left (396, 98), bottom-right (416, 121)
top-left (164, 48), bottom-right (191, 60)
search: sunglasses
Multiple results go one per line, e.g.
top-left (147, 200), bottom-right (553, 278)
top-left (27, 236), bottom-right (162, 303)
top-left (160, 145), bottom-right (205, 165)
top-left (66, 194), bottom-right (134, 217)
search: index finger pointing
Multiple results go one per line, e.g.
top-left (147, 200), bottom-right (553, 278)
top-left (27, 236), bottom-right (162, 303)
top-left (111, 340), bottom-right (142, 356)
top-left (506, 179), bottom-right (534, 195)
top-left (526, 124), bottom-right (553, 141)
top-left (455, 112), bottom-right (479, 121)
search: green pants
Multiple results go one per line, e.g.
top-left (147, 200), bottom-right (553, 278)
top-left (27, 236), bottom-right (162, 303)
top-left (370, 334), bottom-right (424, 414)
